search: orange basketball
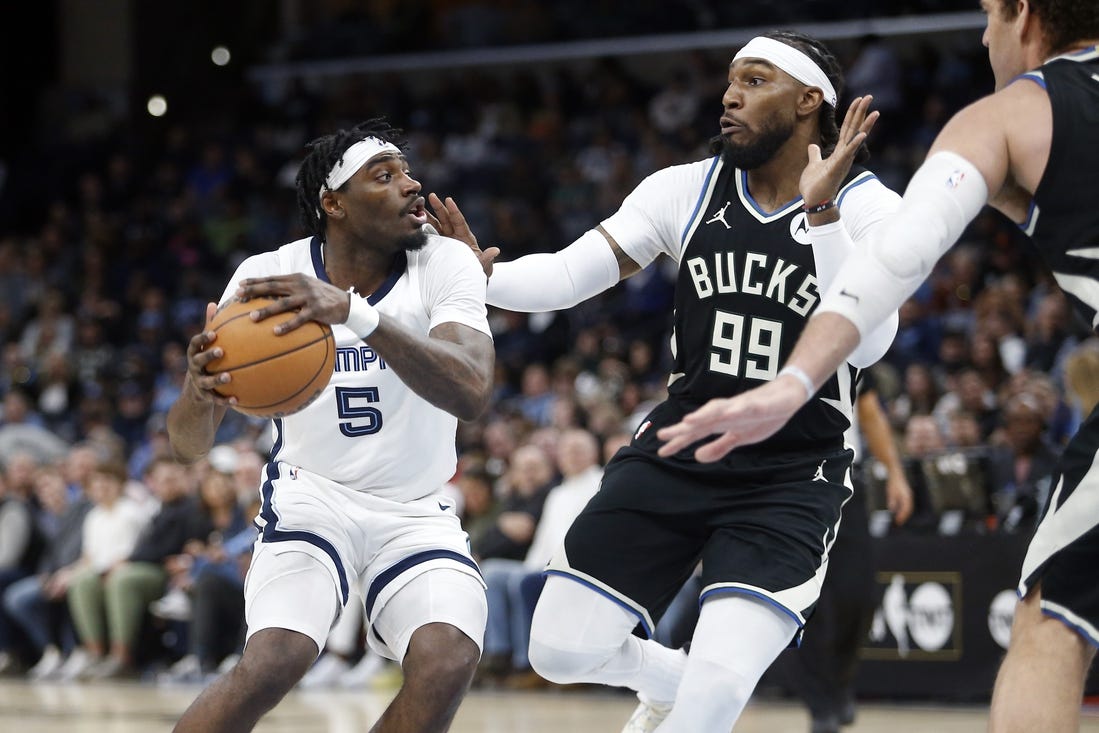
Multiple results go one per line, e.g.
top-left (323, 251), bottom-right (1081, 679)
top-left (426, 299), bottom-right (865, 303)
top-left (203, 297), bottom-right (336, 419)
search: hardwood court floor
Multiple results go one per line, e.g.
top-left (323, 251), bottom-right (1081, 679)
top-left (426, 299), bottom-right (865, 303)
top-left (4, 679), bottom-right (1099, 732)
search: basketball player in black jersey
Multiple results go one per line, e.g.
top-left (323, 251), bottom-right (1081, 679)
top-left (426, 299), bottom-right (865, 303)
top-left (433, 31), bottom-right (901, 731)
top-left (658, 3), bottom-right (1099, 731)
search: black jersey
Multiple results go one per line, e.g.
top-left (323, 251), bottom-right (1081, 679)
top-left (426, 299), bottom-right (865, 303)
top-left (600, 153), bottom-right (898, 452)
top-left (670, 161), bottom-right (873, 449)
top-left (1022, 46), bottom-right (1099, 330)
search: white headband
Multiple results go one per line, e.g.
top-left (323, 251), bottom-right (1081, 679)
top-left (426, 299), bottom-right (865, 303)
top-left (318, 136), bottom-right (402, 202)
top-left (733, 37), bottom-right (837, 107)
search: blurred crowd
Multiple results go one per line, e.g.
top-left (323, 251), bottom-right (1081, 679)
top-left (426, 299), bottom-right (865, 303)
top-left (0, 25), bottom-right (1096, 686)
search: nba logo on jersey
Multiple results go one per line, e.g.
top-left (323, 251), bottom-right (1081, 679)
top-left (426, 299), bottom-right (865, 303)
top-left (945, 170), bottom-right (966, 189)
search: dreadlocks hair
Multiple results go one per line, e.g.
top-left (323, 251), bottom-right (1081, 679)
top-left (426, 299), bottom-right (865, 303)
top-left (295, 117), bottom-right (409, 241)
top-left (710, 31), bottom-right (868, 163)
top-left (768, 30), bottom-right (868, 163)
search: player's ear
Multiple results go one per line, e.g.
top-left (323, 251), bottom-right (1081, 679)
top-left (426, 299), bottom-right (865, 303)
top-left (797, 87), bottom-right (825, 118)
top-left (320, 191), bottom-right (344, 220)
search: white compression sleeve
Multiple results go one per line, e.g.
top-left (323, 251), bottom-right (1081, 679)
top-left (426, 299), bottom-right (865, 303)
top-left (816, 151), bottom-right (989, 337)
top-left (486, 229), bottom-right (621, 312)
top-left (809, 220), bottom-right (898, 368)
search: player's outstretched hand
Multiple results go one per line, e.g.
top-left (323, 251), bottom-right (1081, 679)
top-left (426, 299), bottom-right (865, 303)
top-left (800, 95), bottom-right (879, 208)
top-left (235, 274), bottom-right (350, 334)
top-left (184, 302), bottom-right (236, 406)
top-left (657, 379), bottom-right (808, 462)
top-left (427, 192), bottom-right (500, 277)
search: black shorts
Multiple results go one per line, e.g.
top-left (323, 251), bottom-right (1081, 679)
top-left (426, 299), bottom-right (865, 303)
top-left (1019, 404), bottom-right (1099, 646)
top-left (545, 401), bottom-right (853, 641)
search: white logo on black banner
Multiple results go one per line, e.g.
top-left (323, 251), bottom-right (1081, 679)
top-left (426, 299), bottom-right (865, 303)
top-left (865, 573), bottom-right (960, 660)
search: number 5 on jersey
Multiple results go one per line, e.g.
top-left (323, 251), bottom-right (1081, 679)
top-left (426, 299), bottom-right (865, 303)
top-left (335, 386), bottom-right (383, 436)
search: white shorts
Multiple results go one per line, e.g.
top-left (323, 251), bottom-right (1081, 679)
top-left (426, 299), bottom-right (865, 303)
top-left (244, 461), bottom-right (486, 660)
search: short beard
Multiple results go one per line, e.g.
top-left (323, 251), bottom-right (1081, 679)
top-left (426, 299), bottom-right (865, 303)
top-left (718, 118), bottom-right (794, 170)
top-left (399, 228), bottom-right (428, 252)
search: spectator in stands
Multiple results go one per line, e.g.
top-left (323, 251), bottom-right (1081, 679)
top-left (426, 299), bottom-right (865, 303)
top-left (18, 288), bottom-right (73, 374)
top-left (511, 363), bottom-right (556, 427)
top-left (945, 410), bottom-right (984, 449)
top-left (456, 467), bottom-right (498, 554)
top-left (2, 465), bottom-right (91, 680)
top-left (61, 460), bottom-right (149, 680)
top-left (152, 467), bottom-right (246, 625)
top-left (478, 429), bottom-right (602, 686)
top-left (1025, 291), bottom-right (1079, 375)
top-left (934, 367), bottom-right (1000, 441)
top-left (988, 393), bottom-right (1061, 533)
top-left (471, 444), bottom-right (554, 563)
top-left (0, 389), bottom-right (68, 466)
top-left (904, 415), bottom-right (948, 459)
top-left (889, 362), bottom-right (941, 433)
top-left (69, 457), bottom-right (210, 679)
top-left (0, 453), bottom-right (44, 674)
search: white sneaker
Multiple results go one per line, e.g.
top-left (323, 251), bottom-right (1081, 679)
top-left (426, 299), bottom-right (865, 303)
top-left (29, 645), bottom-right (63, 681)
top-left (299, 654), bottom-right (350, 689)
top-left (150, 588), bottom-right (192, 621)
top-left (621, 696), bottom-right (673, 733)
top-left (337, 653), bottom-right (387, 689)
top-left (56, 649), bottom-right (98, 682)
top-left (157, 654), bottom-right (202, 685)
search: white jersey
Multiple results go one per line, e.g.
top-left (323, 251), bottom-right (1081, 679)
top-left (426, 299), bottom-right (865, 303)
top-left (220, 234), bottom-right (491, 501)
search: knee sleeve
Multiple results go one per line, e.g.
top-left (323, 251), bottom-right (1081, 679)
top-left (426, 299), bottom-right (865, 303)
top-left (528, 576), bottom-right (638, 683)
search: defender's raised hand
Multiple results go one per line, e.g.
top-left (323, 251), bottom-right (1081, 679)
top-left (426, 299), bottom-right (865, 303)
top-left (800, 95), bottom-right (879, 209)
top-left (428, 192), bottom-right (500, 277)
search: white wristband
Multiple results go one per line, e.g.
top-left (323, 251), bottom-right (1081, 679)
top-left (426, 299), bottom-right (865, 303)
top-left (778, 365), bottom-right (816, 402)
top-left (344, 293), bottom-right (380, 338)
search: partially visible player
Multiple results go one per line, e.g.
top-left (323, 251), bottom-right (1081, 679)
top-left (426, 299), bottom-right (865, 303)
top-left (657, 3), bottom-right (1099, 731)
top-left (168, 118), bottom-right (495, 733)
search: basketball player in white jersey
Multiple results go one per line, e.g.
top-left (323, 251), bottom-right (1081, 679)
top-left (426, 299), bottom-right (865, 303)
top-left (658, 3), bottom-right (1099, 730)
top-left (434, 31), bottom-right (901, 732)
top-left (168, 118), bottom-right (495, 733)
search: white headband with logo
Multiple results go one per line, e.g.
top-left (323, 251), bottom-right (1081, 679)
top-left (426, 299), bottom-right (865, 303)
top-left (318, 136), bottom-right (402, 202)
top-left (733, 37), bottom-right (837, 107)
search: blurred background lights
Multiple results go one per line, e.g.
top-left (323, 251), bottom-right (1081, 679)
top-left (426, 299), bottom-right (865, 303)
top-left (211, 46), bottom-right (231, 66)
top-left (146, 95), bottom-right (167, 117)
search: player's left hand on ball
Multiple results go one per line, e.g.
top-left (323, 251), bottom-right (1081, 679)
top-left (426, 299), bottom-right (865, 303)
top-left (184, 302), bottom-right (236, 406)
top-left (236, 274), bottom-right (350, 334)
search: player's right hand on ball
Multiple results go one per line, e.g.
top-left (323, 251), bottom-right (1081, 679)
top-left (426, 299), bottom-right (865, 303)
top-left (185, 302), bottom-right (236, 406)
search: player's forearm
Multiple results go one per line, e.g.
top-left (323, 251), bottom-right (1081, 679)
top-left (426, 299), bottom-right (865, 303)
top-left (783, 313), bottom-right (861, 392)
top-left (167, 380), bottom-right (225, 464)
top-left (859, 394), bottom-right (904, 474)
top-left (486, 229), bottom-right (622, 312)
top-left (366, 319), bottom-right (494, 421)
